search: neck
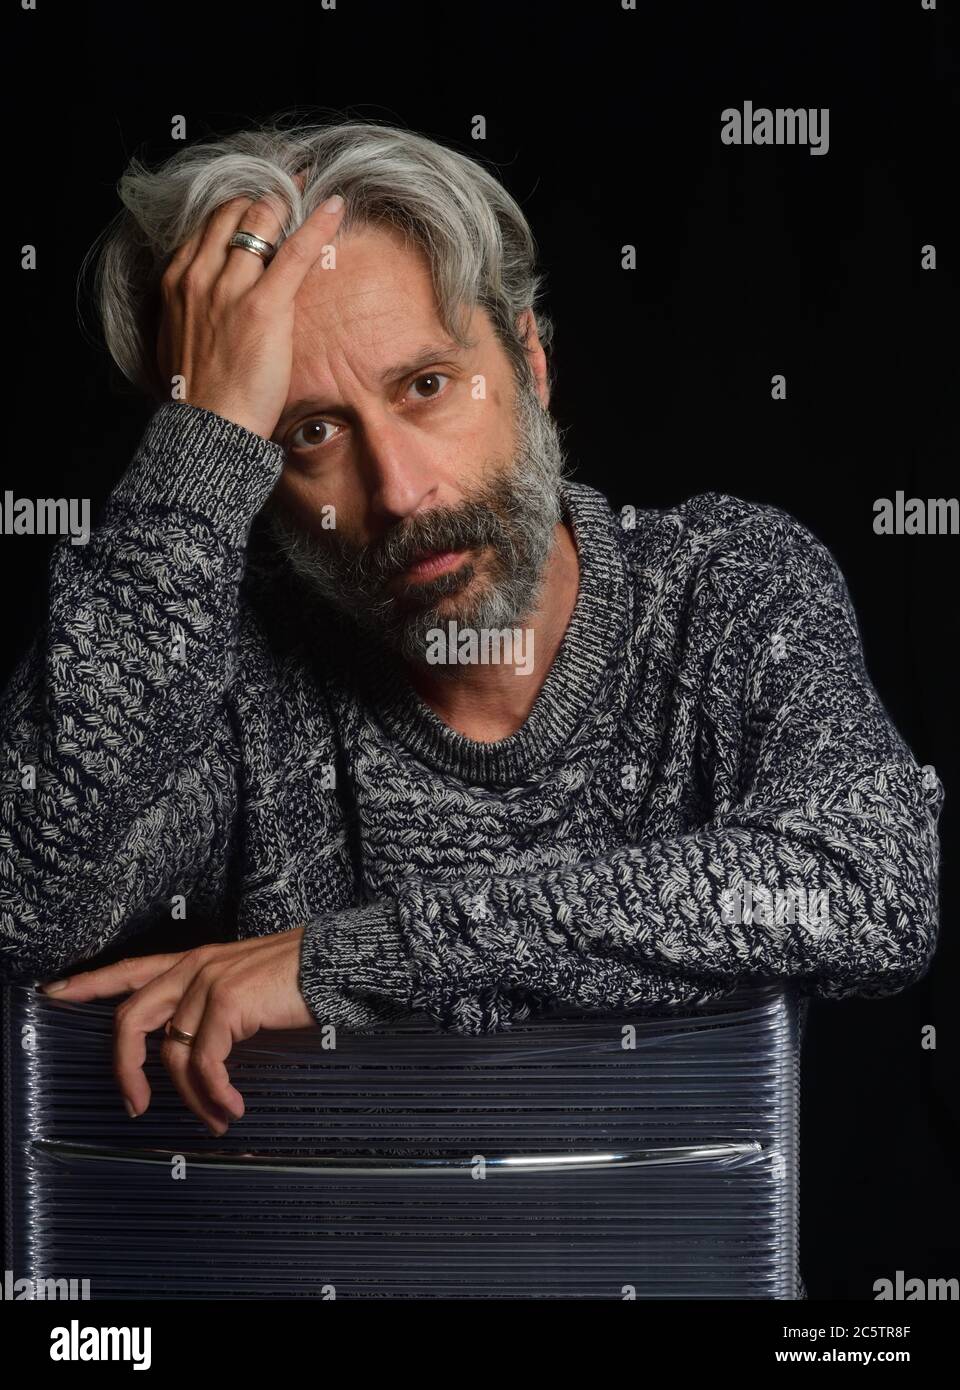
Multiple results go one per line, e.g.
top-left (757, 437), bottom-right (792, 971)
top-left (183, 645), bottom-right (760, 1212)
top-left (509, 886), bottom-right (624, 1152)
top-left (403, 519), bottom-right (581, 742)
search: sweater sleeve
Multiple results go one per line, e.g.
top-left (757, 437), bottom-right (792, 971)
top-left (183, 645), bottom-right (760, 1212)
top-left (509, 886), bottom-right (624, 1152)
top-left (299, 521), bottom-right (943, 1035)
top-left (0, 402), bottom-right (285, 982)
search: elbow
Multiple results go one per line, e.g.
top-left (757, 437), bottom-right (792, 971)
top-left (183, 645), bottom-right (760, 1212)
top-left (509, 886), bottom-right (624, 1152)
top-left (810, 914), bottom-right (938, 1003)
top-left (874, 879), bottom-right (941, 995)
top-left (812, 803), bottom-right (942, 1002)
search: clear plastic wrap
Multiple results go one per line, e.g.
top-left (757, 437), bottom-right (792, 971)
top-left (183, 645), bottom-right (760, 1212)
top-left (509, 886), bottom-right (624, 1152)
top-left (3, 983), bottom-right (800, 1298)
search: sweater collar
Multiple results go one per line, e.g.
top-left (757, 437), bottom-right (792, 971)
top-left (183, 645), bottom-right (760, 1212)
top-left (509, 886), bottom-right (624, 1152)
top-left (350, 480), bottom-right (631, 786)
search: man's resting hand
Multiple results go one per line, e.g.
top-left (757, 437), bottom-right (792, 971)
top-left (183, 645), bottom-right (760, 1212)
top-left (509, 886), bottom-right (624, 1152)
top-left (39, 930), bottom-right (313, 1136)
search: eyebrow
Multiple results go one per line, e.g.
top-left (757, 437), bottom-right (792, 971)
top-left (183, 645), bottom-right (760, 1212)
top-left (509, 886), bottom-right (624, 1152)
top-left (275, 341), bottom-right (472, 433)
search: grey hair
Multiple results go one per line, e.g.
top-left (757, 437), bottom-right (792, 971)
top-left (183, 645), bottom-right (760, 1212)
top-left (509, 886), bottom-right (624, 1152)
top-left (80, 113), bottom-right (555, 402)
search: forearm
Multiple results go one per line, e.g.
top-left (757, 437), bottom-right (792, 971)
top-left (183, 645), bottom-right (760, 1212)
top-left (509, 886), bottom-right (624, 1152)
top-left (400, 757), bottom-right (937, 1014)
top-left (300, 751), bottom-right (939, 1037)
top-left (298, 895), bottom-right (732, 1035)
top-left (0, 403), bottom-right (283, 979)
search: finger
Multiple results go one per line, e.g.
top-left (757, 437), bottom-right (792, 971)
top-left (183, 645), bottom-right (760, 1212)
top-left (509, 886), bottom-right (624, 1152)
top-left (164, 975), bottom-right (244, 1131)
top-left (178, 195), bottom-right (256, 288)
top-left (171, 974), bottom-right (246, 1119)
top-left (111, 955), bottom-right (201, 1116)
top-left (219, 170), bottom-right (309, 293)
top-left (41, 952), bottom-right (187, 1002)
top-left (160, 224), bottom-right (207, 285)
top-left (219, 183), bottom-right (301, 293)
top-left (259, 192), bottom-right (346, 303)
top-left (189, 1004), bottom-right (246, 1125)
top-left (160, 1029), bottom-right (234, 1136)
top-left (158, 197), bottom-right (251, 302)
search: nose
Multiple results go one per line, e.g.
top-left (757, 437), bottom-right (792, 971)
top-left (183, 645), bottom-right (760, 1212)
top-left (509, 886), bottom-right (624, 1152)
top-left (361, 414), bottom-right (440, 526)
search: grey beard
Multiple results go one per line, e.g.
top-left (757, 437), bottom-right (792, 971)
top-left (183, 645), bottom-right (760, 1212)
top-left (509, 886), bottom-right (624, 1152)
top-left (267, 376), bottom-right (570, 666)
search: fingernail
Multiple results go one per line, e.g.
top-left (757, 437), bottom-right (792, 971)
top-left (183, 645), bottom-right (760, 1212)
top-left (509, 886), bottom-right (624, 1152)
top-left (42, 980), bottom-right (68, 994)
top-left (322, 194), bottom-right (344, 214)
top-left (125, 1101), bottom-right (139, 1119)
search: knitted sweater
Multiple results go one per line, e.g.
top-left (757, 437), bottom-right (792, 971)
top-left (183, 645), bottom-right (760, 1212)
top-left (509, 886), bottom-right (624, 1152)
top-left (0, 402), bottom-right (943, 1036)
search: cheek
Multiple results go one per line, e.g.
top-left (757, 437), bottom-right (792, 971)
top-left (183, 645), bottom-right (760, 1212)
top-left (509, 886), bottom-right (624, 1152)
top-left (275, 468), bottom-right (351, 537)
top-left (448, 391), bottom-right (514, 461)
top-left (470, 385), bottom-right (505, 428)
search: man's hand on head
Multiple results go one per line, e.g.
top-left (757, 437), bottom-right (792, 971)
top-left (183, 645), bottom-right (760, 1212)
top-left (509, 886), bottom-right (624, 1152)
top-left (38, 929), bottom-right (313, 1136)
top-left (156, 172), bottom-right (345, 441)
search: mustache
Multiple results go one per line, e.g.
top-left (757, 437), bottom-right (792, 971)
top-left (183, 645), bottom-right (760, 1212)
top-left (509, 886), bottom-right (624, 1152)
top-left (320, 492), bottom-right (518, 592)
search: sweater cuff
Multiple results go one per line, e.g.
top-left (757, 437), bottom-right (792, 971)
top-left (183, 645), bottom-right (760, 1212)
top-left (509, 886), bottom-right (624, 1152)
top-left (299, 899), bottom-right (414, 1031)
top-left (107, 402), bottom-right (286, 546)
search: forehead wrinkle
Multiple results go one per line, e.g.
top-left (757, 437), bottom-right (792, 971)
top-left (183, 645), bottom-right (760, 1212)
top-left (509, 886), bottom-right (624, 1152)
top-left (290, 293), bottom-right (448, 393)
top-left (292, 228), bottom-right (441, 356)
top-left (286, 322), bottom-right (452, 420)
top-left (296, 282), bottom-right (435, 336)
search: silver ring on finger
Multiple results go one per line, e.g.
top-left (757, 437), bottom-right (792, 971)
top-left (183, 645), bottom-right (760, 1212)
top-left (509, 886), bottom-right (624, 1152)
top-left (227, 230), bottom-right (276, 264)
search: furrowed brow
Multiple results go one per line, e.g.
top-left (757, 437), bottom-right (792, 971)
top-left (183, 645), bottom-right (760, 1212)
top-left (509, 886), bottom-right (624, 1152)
top-left (378, 341), bottom-right (471, 385)
top-left (276, 342), bottom-right (473, 433)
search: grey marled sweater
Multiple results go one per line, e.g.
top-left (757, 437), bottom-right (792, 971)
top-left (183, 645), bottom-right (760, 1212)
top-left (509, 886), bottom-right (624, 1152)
top-left (0, 402), bottom-right (944, 1033)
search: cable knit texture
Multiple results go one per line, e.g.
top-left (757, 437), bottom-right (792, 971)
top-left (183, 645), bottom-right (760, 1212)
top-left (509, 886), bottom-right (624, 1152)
top-left (0, 401), bottom-right (944, 1036)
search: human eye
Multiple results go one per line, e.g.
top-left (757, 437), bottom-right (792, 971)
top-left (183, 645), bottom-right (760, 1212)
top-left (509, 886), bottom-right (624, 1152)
top-left (405, 372), bottom-right (452, 403)
top-left (287, 418), bottom-right (343, 453)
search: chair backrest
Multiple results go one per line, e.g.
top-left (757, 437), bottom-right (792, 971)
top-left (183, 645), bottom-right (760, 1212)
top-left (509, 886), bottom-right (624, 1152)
top-left (3, 982), bottom-right (801, 1299)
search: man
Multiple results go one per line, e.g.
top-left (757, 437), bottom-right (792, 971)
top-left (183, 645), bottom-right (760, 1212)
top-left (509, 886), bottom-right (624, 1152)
top-left (0, 119), bottom-right (943, 1141)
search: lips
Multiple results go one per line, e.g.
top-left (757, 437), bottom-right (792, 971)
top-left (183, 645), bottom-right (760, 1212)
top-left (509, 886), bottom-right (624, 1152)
top-left (402, 549), bottom-right (468, 581)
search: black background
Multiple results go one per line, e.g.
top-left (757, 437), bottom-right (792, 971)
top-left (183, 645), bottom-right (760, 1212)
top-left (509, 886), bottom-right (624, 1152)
top-left (5, 0), bottom-right (958, 1300)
